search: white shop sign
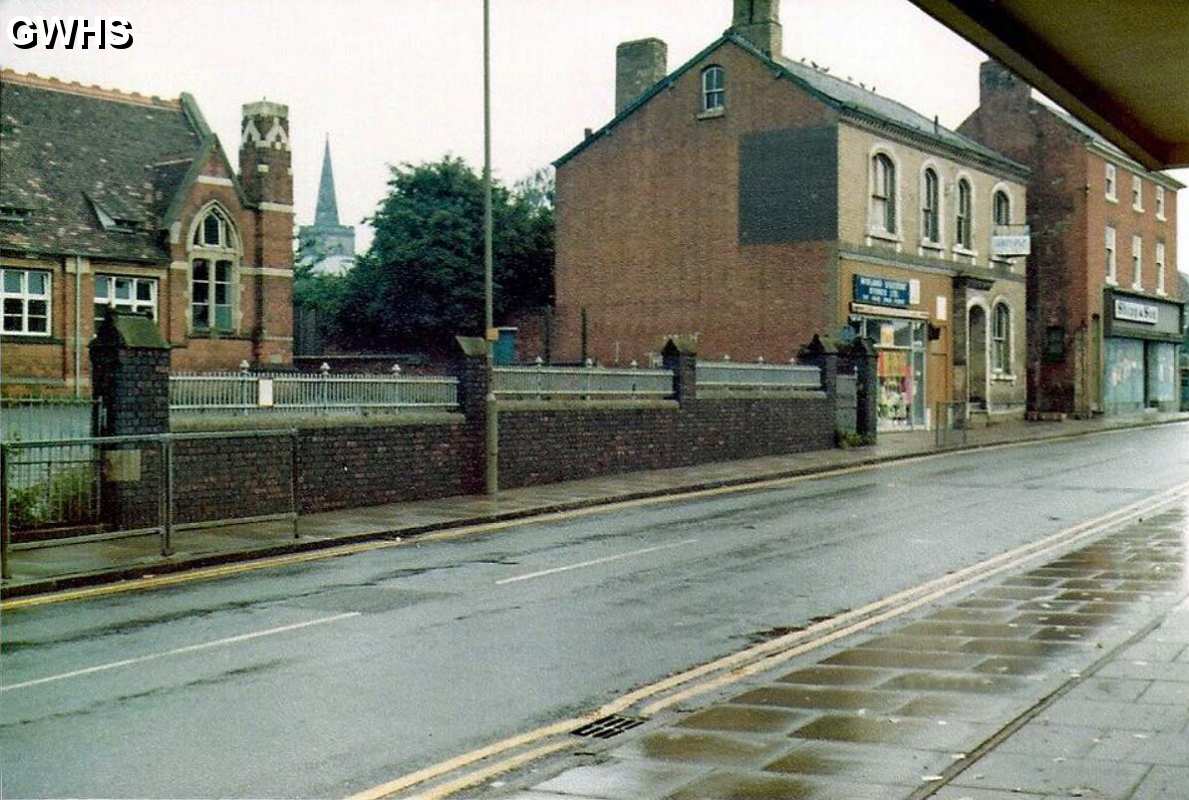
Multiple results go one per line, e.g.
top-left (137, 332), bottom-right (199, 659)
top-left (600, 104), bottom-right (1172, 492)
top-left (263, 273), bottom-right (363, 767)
top-left (991, 234), bottom-right (1031, 257)
top-left (1114, 299), bottom-right (1158, 325)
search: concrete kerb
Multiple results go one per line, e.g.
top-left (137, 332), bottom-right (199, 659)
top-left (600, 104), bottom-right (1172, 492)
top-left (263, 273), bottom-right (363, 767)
top-left (2, 414), bottom-right (1186, 601)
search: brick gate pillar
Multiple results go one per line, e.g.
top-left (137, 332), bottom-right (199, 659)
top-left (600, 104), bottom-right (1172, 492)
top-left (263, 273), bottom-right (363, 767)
top-left (453, 335), bottom-right (491, 492)
top-left (845, 337), bottom-right (879, 442)
top-left (661, 336), bottom-right (698, 405)
top-left (90, 310), bottom-right (171, 530)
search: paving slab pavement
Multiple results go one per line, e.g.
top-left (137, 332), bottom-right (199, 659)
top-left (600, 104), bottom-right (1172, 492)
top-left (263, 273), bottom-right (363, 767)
top-left (483, 493), bottom-right (1189, 800)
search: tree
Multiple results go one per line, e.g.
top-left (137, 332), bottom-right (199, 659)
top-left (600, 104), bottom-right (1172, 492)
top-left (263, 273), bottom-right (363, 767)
top-left (336, 157), bottom-right (553, 349)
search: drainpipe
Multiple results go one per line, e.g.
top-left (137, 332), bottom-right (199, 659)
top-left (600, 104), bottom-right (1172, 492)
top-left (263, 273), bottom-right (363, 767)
top-left (74, 254), bottom-right (83, 398)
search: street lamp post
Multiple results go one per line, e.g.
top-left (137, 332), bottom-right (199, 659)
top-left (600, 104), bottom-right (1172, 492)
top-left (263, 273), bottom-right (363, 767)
top-left (483, 0), bottom-right (499, 497)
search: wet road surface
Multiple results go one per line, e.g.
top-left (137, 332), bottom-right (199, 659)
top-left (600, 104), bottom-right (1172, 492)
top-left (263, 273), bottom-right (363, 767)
top-left (1, 423), bottom-right (1187, 798)
top-left (498, 490), bottom-right (1189, 800)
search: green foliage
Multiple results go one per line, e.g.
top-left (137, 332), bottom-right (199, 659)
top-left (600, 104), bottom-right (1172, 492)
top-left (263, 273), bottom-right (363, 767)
top-left (293, 259), bottom-right (348, 342)
top-left (335, 157), bottom-right (554, 349)
top-left (6, 464), bottom-right (93, 530)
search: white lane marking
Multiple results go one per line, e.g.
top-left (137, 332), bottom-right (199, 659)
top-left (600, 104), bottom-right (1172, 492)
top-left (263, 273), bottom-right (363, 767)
top-left (495, 538), bottom-right (698, 585)
top-left (1, 611), bottom-right (361, 692)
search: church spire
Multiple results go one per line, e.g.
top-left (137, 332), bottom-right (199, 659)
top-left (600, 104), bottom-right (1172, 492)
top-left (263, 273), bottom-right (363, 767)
top-left (314, 135), bottom-right (340, 227)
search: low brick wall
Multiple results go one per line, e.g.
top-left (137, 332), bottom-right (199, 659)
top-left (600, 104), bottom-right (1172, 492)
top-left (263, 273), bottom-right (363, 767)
top-left (295, 417), bottom-right (480, 513)
top-left (497, 394), bottom-right (832, 489)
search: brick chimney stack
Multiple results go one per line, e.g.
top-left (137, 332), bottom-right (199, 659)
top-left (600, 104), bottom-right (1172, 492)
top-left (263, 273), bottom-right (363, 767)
top-left (730, 0), bottom-right (782, 58)
top-left (979, 60), bottom-right (1031, 110)
top-left (239, 100), bottom-right (293, 206)
top-left (615, 38), bottom-right (667, 114)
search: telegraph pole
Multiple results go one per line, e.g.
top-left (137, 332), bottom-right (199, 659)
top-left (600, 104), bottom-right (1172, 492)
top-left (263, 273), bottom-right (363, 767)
top-left (483, 0), bottom-right (499, 496)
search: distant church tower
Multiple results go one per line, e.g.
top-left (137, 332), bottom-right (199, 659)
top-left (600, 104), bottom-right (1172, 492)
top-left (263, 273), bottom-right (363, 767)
top-left (297, 137), bottom-right (355, 275)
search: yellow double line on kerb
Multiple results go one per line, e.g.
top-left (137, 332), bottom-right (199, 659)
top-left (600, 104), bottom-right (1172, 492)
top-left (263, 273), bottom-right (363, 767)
top-left (348, 479), bottom-right (1189, 800)
top-left (3, 422), bottom-right (1162, 612)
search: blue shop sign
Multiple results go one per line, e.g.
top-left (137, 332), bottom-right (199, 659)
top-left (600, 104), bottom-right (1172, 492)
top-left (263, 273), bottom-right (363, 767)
top-left (854, 274), bottom-right (910, 308)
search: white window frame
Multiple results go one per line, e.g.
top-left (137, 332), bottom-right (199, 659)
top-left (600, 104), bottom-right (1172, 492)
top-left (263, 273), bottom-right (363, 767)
top-left (1155, 241), bottom-right (1166, 295)
top-left (187, 203), bottom-right (240, 334)
top-left (920, 165), bottom-right (942, 249)
top-left (701, 65), bottom-right (725, 113)
top-left (868, 148), bottom-right (899, 239)
top-left (953, 173), bottom-right (977, 257)
top-left (94, 274), bottom-right (158, 326)
top-left (1131, 174), bottom-right (1143, 211)
top-left (1104, 163), bottom-right (1117, 202)
top-left (1, 267), bottom-right (51, 336)
top-left (1105, 226), bottom-right (1117, 285)
top-left (1155, 186), bottom-right (1166, 220)
top-left (991, 302), bottom-right (1011, 374)
top-left (1131, 234), bottom-right (1143, 289)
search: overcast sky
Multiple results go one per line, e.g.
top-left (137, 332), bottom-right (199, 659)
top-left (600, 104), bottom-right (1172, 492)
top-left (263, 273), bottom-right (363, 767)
top-left (2, 0), bottom-right (1186, 269)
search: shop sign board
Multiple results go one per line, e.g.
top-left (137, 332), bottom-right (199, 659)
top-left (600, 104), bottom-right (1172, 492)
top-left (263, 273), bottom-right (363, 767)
top-left (1114, 298), bottom-right (1159, 325)
top-left (992, 225), bottom-right (1031, 257)
top-left (854, 274), bottom-right (910, 308)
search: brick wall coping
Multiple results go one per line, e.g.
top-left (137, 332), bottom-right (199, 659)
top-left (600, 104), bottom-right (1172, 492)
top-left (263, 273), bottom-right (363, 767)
top-left (698, 389), bottom-right (828, 400)
top-left (495, 399), bottom-right (680, 412)
top-left (171, 412), bottom-right (465, 433)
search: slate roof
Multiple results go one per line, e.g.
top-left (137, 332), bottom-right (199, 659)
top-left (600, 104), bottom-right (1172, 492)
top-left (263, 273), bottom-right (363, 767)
top-left (557, 34), bottom-right (1028, 177)
top-left (0, 71), bottom-right (209, 261)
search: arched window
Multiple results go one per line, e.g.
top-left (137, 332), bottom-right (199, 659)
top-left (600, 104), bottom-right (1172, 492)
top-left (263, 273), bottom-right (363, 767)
top-left (922, 168), bottom-right (940, 243)
top-left (189, 206), bottom-right (239, 333)
top-left (956, 179), bottom-right (973, 249)
top-left (992, 302), bottom-right (1011, 373)
top-left (701, 66), bottom-right (725, 112)
top-left (993, 190), bottom-right (1011, 226)
top-left (871, 153), bottom-right (896, 233)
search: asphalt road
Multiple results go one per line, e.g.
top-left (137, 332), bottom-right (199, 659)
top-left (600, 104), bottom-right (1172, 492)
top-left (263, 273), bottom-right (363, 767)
top-left (2, 423), bottom-right (1187, 799)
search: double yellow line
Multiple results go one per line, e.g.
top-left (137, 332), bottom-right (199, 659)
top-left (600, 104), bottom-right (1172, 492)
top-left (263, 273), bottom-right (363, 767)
top-left (349, 479), bottom-right (1189, 800)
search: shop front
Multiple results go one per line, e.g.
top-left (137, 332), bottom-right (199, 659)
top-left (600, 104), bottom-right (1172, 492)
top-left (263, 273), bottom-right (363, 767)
top-left (1102, 289), bottom-right (1184, 414)
top-left (847, 274), bottom-right (929, 431)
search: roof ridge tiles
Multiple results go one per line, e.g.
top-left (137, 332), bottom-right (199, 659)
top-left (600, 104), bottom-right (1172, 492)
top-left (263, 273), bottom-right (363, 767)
top-left (0, 68), bottom-right (181, 110)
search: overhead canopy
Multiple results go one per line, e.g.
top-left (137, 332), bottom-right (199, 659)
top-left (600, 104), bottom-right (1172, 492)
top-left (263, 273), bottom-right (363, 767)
top-left (907, 0), bottom-right (1189, 170)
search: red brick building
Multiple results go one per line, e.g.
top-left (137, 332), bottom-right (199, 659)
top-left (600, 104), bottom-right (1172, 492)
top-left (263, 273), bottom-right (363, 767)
top-left (554, 1), bottom-right (1031, 431)
top-left (959, 61), bottom-right (1183, 416)
top-left (0, 70), bottom-right (294, 398)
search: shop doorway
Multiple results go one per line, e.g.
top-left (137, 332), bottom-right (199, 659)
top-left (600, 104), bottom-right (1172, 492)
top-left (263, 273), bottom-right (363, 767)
top-left (849, 316), bottom-right (926, 431)
top-left (968, 305), bottom-right (988, 407)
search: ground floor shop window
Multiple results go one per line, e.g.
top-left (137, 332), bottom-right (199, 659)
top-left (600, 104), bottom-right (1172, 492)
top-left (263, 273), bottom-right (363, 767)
top-left (850, 316), bottom-right (926, 430)
top-left (1104, 338), bottom-right (1178, 414)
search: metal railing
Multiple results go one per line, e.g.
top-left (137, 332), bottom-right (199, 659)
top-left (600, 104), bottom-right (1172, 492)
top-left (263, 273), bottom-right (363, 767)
top-left (493, 363), bottom-right (673, 399)
top-left (934, 402), bottom-right (969, 447)
top-left (1, 397), bottom-right (99, 442)
top-left (1, 430), bottom-right (299, 579)
top-left (697, 360), bottom-right (822, 391)
top-left (170, 370), bottom-right (458, 415)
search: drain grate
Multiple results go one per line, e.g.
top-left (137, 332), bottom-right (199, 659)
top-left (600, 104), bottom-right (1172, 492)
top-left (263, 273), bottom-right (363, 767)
top-left (571, 714), bottom-right (645, 739)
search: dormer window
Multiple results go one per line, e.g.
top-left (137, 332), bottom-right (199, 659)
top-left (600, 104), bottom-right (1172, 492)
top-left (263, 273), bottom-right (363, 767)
top-left (701, 66), bottom-right (725, 113)
top-left (0, 205), bottom-right (32, 223)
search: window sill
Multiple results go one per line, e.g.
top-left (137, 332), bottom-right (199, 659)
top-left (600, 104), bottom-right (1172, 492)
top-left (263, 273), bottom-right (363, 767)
top-left (920, 240), bottom-right (944, 254)
top-left (991, 373), bottom-right (1017, 384)
top-left (1132, 205), bottom-right (1144, 213)
top-left (189, 329), bottom-right (247, 341)
top-left (0, 334), bottom-right (63, 345)
top-left (696, 108), bottom-right (725, 120)
top-left (1105, 194), bottom-right (1118, 204)
top-left (1105, 277), bottom-right (1118, 286)
top-left (1156, 214), bottom-right (1167, 222)
top-left (866, 228), bottom-right (902, 244)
